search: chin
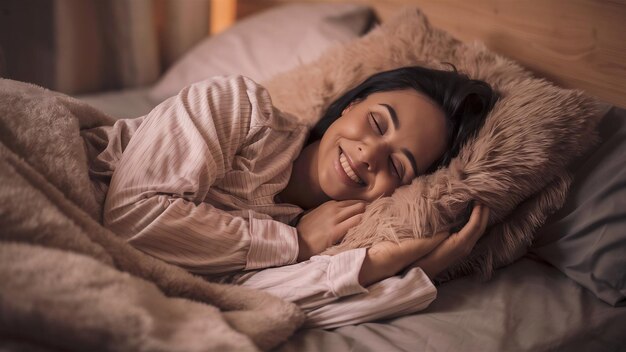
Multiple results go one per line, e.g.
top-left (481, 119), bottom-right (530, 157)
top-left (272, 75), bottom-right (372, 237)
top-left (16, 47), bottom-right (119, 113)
top-left (319, 183), bottom-right (343, 201)
top-left (320, 178), bottom-right (352, 201)
top-left (324, 187), bottom-right (367, 202)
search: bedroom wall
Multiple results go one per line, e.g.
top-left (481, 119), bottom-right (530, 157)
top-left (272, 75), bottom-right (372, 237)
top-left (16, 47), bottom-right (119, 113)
top-left (3, 0), bottom-right (624, 106)
top-left (154, 0), bottom-right (211, 69)
top-left (55, 0), bottom-right (161, 94)
top-left (376, 0), bottom-right (626, 109)
top-left (0, 0), bottom-right (212, 95)
top-left (0, 0), bottom-right (57, 90)
top-left (239, 0), bottom-right (626, 108)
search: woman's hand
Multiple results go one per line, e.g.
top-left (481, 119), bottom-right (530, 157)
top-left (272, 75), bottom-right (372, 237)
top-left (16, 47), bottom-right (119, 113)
top-left (414, 204), bottom-right (490, 279)
top-left (296, 200), bottom-right (367, 262)
top-left (358, 204), bottom-right (490, 286)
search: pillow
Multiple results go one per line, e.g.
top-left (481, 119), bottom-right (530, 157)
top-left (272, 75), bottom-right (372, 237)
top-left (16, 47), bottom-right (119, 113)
top-left (263, 8), bottom-right (603, 280)
top-left (530, 106), bottom-right (626, 306)
top-left (149, 3), bottom-right (375, 102)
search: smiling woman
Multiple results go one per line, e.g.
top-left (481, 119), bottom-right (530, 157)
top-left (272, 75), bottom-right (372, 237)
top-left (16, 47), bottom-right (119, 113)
top-left (90, 65), bottom-right (496, 329)
top-left (276, 65), bottom-right (498, 284)
top-left (286, 89), bottom-right (448, 205)
top-left (278, 66), bottom-right (497, 209)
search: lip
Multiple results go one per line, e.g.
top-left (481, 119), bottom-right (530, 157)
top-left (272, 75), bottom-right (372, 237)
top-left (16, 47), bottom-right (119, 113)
top-left (335, 147), bottom-right (364, 188)
top-left (342, 148), bottom-right (364, 182)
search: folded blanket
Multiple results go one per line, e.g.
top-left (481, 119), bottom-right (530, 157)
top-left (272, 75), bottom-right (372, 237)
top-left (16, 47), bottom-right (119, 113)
top-left (0, 79), bottom-right (304, 351)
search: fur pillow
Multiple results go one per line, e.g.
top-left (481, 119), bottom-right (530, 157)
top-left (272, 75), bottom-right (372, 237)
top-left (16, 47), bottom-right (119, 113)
top-left (263, 8), bottom-right (602, 279)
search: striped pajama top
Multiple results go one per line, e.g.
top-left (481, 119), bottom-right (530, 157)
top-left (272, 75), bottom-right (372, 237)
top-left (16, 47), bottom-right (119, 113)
top-left (86, 75), bottom-right (436, 329)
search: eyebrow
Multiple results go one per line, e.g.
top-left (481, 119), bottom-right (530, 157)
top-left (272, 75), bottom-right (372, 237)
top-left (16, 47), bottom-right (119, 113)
top-left (381, 103), bottom-right (400, 129)
top-left (380, 103), bottom-right (421, 177)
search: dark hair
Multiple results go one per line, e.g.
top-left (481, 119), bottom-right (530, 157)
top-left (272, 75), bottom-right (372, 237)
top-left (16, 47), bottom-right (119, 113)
top-left (307, 65), bottom-right (498, 174)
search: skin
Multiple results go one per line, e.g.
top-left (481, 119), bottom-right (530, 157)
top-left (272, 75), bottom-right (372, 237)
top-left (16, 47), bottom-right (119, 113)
top-left (278, 89), bottom-right (490, 285)
top-left (279, 89), bottom-right (448, 209)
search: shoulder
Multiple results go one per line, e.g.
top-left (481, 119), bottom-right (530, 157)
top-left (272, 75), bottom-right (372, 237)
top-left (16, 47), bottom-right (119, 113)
top-left (225, 75), bottom-right (308, 132)
top-left (184, 75), bottom-right (308, 134)
top-left (185, 75), bottom-right (261, 103)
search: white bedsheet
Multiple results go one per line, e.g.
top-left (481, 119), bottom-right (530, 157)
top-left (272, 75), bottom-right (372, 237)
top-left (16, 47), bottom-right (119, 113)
top-left (279, 257), bottom-right (626, 352)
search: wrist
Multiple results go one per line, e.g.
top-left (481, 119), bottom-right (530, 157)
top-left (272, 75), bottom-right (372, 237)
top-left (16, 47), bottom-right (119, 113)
top-left (416, 252), bottom-right (452, 280)
top-left (289, 211), bottom-right (306, 227)
top-left (358, 248), bottom-right (399, 287)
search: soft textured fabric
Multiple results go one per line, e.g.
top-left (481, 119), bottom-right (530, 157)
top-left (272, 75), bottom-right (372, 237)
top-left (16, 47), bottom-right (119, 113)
top-left (277, 257), bottom-right (626, 352)
top-left (263, 8), bottom-right (603, 280)
top-left (531, 106), bottom-right (626, 306)
top-left (90, 75), bottom-right (437, 328)
top-left (149, 3), bottom-right (375, 102)
top-left (0, 243), bottom-right (258, 352)
top-left (0, 78), bottom-right (304, 351)
top-left (93, 76), bottom-right (307, 274)
top-left (237, 252), bottom-right (437, 329)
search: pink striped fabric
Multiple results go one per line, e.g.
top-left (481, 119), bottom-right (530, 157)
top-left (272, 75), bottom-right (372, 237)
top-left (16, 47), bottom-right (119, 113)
top-left (87, 75), bottom-right (436, 328)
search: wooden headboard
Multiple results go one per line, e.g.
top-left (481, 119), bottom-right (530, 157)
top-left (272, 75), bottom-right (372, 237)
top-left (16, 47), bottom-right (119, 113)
top-left (231, 0), bottom-right (626, 108)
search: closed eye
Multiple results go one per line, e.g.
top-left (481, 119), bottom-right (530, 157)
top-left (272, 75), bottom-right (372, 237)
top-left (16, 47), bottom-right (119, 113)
top-left (390, 159), bottom-right (402, 179)
top-left (370, 113), bottom-right (403, 180)
top-left (370, 112), bottom-right (384, 134)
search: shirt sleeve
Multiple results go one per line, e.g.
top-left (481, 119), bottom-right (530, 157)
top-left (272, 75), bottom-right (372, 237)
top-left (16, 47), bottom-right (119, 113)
top-left (235, 248), bottom-right (437, 329)
top-left (103, 75), bottom-right (299, 275)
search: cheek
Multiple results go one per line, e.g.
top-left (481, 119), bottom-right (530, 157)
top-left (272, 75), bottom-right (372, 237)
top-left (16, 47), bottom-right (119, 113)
top-left (367, 178), bottom-right (397, 200)
top-left (335, 115), bottom-right (367, 137)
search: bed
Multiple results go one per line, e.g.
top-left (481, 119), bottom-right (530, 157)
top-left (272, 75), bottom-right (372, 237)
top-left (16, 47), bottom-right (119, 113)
top-left (2, 1), bottom-right (625, 351)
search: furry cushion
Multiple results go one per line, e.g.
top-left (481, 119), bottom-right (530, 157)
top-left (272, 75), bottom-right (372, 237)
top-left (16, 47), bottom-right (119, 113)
top-left (263, 8), bottom-right (602, 279)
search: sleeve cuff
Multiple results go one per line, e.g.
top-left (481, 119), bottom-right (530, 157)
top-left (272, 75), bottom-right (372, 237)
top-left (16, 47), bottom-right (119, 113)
top-left (327, 248), bottom-right (369, 297)
top-left (245, 215), bottom-right (299, 270)
top-left (404, 266), bottom-right (438, 304)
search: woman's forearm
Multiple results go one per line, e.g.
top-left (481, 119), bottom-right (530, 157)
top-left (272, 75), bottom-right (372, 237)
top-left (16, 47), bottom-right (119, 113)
top-left (357, 235), bottom-right (450, 286)
top-left (358, 247), bottom-right (414, 287)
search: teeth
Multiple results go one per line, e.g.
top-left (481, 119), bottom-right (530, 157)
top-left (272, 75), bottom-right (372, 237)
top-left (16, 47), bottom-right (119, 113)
top-left (340, 152), bottom-right (363, 184)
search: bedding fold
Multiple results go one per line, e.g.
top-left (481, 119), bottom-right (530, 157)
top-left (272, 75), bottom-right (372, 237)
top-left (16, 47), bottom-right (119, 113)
top-left (0, 78), bottom-right (304, 351)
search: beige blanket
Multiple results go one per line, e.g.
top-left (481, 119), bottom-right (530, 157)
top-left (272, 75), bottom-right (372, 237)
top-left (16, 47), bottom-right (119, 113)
top-left (0, 79), bottom-right (304, 351)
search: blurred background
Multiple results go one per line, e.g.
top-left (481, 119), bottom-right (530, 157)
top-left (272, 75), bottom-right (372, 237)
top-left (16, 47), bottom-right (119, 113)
top-left (1, 0), bottom-right (624, 109)
top-left (0, 0), bottom-right (272, 95)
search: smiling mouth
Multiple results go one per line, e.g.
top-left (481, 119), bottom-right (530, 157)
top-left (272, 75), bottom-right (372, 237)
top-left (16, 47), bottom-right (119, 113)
top-left (338, 148), bottom-right (365, 186)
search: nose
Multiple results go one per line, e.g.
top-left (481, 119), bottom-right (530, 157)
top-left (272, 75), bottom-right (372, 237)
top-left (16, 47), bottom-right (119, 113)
top-left (357, 141), bottom-right (387, 172)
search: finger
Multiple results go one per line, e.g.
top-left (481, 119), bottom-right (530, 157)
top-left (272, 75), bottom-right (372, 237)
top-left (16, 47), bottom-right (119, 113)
top-left (337, 199), bottom-right (367, 207)
top-left (480, 206), bottom-right (490, 230)
top-left (469, 204), bottom-right (490, 242)
top-left (332, 213), bottom-right (363, 244)
top-left (442, 204), bottom-right (486, 256)
top-left (456, 204), bottom-right (483, 239)
top-left (471, 205), bottom-right (490, 240)
top-left (410, 207), bottom-right (488, 276)
top-left (337, 201), bottom-right (367, 221)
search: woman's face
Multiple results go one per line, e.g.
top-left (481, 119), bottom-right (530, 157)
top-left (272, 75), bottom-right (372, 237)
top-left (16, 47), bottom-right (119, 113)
top-left (316, 89), bottom-right (448, 201)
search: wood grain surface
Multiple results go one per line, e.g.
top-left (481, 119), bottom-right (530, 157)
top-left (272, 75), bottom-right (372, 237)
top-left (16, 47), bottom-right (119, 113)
top-left (236, 0), bottom-right (626, 107)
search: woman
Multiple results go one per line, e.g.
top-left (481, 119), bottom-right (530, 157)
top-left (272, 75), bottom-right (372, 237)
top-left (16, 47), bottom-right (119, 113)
top-left (88, 66), bottom-right (497, 328)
